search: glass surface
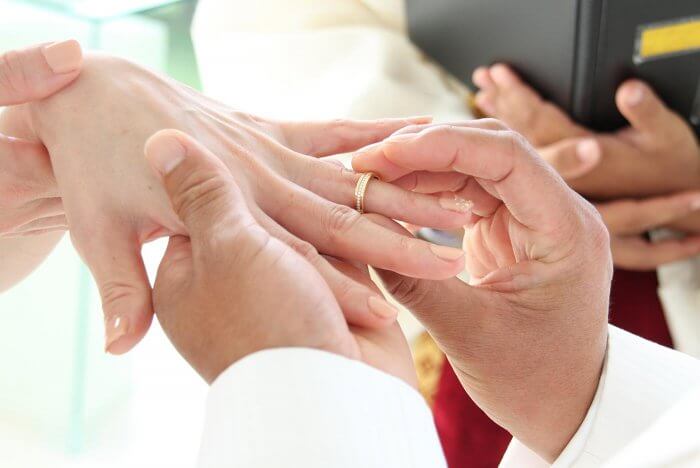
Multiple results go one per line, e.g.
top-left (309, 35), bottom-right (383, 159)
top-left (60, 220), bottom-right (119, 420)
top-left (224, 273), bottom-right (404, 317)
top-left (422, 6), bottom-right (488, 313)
top-left (16, 0), bottom-right (185, 19)
top-left (0, 1), bottom-right (204, 466)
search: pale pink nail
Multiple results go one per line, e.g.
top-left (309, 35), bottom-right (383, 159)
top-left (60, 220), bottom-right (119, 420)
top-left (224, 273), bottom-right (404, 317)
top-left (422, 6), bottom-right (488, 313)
top-left (625, 84), bottom-right (645, 107)
top-left (576, 139), bottom-right (601, 164)
top-left (439, 195), bottom-right (473, 214)
top-left (42, 39), bottom-right (82, 74)
top-left (105, 315), bottom-right (129, 354)
top-left (429, 244), bottom-right (464, 261)
top-left (145, 134), bottom-right (187, 175)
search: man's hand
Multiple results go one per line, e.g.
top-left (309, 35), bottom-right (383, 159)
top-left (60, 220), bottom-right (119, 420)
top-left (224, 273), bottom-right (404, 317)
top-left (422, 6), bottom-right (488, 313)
top-left (0, 40), bottom-right (82, 237)
top-left (146, 129), bottom-right (416, 386)
top-left (473, 64), bottom-right (700, 198)
top-left (354, 121), bottom-right (612, 462)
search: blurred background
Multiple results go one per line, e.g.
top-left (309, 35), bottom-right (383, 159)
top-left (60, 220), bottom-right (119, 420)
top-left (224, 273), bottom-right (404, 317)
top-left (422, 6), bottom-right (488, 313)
top-left (0, 1), bottom-right (208, 467)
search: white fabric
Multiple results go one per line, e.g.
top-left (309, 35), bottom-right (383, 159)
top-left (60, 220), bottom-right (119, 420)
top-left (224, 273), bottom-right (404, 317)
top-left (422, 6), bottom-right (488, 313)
top-left (191, 1), bottom-right (700, 466)
top-left (198, 348), bottom-right (446, 468)
top-left (197, 328), bottom-right (700, 467)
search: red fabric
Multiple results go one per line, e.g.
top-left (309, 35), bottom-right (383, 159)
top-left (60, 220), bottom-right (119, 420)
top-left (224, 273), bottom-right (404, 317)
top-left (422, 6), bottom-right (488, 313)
top-left (433, 268), bottom-right (674, 468)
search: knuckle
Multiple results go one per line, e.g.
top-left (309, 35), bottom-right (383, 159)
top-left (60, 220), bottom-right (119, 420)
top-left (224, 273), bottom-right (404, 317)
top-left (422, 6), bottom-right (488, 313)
top-left (99, 279), bottom-right (146, 311)
top-left (323, 204), bottom-right (361, 240)
top-left (385, 276), bottom-right (430, 310)
top-left (288, 238), bottom-right (319, 262)
top-left (171, 170), bottom-right (230, 220)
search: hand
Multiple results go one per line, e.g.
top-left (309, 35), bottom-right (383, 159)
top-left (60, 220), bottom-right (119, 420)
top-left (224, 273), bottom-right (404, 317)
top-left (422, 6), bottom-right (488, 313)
top-left (3, 54), bottom-right (468, 355)
top-left (146, 129), bottom-right (415, 385)
top-left (0, 40), bottom-right (82, 237)
top-left (473, 64), bottom-right (700, 198)
top-left (597, 192), bottom-right (700, 270)
top-left (354, 121), bottom-right (611, 462)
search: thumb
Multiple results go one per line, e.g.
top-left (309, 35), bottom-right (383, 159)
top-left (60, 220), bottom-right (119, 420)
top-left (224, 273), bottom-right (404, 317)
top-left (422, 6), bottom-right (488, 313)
top-left (539, 137), bottom-right (601, 179)
top-left (144, 129), bottom-right (255, 247)
top-left (0, 40), bottom-right (82, 105)
top-left (615, 80), bottom-right (683, 135)
top-left (70, 223), bottom-right (153, 355)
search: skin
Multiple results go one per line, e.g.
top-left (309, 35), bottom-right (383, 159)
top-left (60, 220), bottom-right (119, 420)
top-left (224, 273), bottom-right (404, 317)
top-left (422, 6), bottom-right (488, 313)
top-left (145, 129), bottom-right (416, 386)
top-left (353, 121), bottom-right (611, 462)
top-left (0, 53), bottom-right (471, 354)
top-left (0, 40), bottom-right (82, 291)
top-left (473, 64), bottom-right (700, 269)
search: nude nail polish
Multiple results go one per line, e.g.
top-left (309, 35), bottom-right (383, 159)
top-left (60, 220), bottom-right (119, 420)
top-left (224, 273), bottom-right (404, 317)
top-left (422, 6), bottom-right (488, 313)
top-left (439, 195), bottom-right (473, 214)
top-left (429, 244), bottom-right (465, 261)
top-left (42, 40), bottom-right (82, 74)
top-left (368, 296), bottom-right (398, 319)
top-left (105, 315), bottom-right (129, 353)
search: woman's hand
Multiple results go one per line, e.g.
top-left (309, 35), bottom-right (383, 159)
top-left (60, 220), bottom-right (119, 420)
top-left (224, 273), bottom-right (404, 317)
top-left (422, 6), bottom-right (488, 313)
top-left (4, 54), bottom-right (468, 354)
top-left (147, 130), bottom-right (415, 386)
top-left (354, 121), bottom-right (611, 462)
top-left (0, 40), bottom-right (82, 292)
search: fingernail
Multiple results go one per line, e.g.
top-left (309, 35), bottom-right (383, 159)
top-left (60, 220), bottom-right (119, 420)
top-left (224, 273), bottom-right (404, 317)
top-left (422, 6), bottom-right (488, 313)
top-left (439, 195), bottom-right (473, 213)
top-left (105, 315), bottom-right (129, 354)
top-left (368, 296), bottom-right (398, 319)
top-left (626, 84), bottom-right (645, 107)
top-left (576, 139), bottom-right (601, 164)
top-left (146, 134), bottom-right (186, 175)
top-left (429, 244), bottom-right (464, 261)
top-left (42, 39), bottom-right (82, 74)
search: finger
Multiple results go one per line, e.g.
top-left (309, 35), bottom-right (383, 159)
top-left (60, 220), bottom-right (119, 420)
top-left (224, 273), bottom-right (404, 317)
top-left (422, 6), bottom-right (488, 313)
top-left (10, 214), bottom-right (67, 234)
top-left (598, 192), bottom-right (700, 235)
top-left (612, 235), bottom-right (700, 271)
top-left (297, 160), bottom-right (471, 229)
top-left (71, 222), bottom-right (153, 355)
top-left (279, 116), bottom-right (433, 157)
top-left (262, 184), bottom-right (466, 279)
top-left (0, 135), bottom-right (58, 197)
top-left (352, 119), bottom-right (508, 181)
top-left (472, 66), bottom-right (495, 90)
top-left (615, 80), bottom-right (685, 135)
top-left (364, 125), bottom-right (576, 231)
top-left (144, 129), bottom-right (256, 248)
top-left (255, 211), bottom-right (398, 327)
top-left (392, 171), bottom-right (468, 193)
top-left (0, 40), bottom-right (82, 105)
top-left (538, 137), bottom-right (602, 179)
top-left (0, 198), bottom-right (63, 234)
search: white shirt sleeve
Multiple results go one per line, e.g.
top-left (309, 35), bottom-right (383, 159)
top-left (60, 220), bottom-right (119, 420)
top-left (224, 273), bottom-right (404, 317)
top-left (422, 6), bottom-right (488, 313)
top-left (501, 325), bottom-right (700, 468)
top-left (197, 348), bottom-right (447, 468)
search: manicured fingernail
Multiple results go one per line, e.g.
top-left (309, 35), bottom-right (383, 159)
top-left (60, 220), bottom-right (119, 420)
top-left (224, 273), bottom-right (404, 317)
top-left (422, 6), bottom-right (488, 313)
top-left (145, 134), bottom-right (186, 175)
top-left (576, 139), bottom-right (601, 164)
top-left (439, 195), bottom-right (473, 213)
top-left (42, 39), bottom-right (82, 74)
top-left (105, 315), bottom-right (129, 354)
top-left (368, 296), bottom-right (398, 319)
top-left (626, 84), bottom-right (645, 107)
top-left (429, 244), bottom-right (464, 261)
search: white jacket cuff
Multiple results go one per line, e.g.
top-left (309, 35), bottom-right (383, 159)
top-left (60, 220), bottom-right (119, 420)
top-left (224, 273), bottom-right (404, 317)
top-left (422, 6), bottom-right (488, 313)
top-left (198, 347), bottom-right (447, 468)
top-left (501, 325), bottom-right (700, 467)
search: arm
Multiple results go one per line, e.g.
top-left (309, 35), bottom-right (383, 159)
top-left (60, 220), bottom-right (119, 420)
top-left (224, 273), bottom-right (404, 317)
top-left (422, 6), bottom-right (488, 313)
top-left (199, 349), bottom-right (445, 468)
top-left (0, 40), bottom-right (82, 292)
top-left (192, 0), bottom-right (473, 121)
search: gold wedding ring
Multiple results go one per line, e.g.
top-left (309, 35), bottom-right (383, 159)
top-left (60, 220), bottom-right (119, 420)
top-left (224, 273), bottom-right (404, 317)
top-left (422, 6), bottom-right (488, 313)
top-left (354, 172), bottom-right (377, 214)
